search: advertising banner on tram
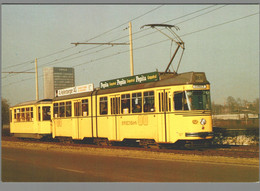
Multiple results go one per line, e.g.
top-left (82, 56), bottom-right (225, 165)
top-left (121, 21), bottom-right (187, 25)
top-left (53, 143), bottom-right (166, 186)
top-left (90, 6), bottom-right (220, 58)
top-left (100, 72), bottom-right (159, 89)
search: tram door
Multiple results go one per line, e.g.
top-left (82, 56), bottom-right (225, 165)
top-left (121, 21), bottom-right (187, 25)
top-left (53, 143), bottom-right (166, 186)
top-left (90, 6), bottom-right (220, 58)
top-left (110, 95), bottom-right (120, 140)
top-left (157, 89), bottom-right (172, 142)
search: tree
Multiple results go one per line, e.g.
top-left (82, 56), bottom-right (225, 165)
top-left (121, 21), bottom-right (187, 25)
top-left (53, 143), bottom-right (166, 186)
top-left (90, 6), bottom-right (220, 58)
top-left (236, 98), bottom-right (242, 113)
top-left (242, 99), bottom-right (249, 109)
top-left (253, 98), bottom-right (259, 114)
top-left (226, 96), bottom-right (237, 113)
top-left (1, 98), bottom-right (10, 125)
top-left (213, 97), bottom-right (258, 115)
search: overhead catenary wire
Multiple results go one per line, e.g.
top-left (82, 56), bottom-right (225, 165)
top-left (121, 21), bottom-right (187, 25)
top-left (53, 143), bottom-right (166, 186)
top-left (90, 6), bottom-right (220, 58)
top-left (2, 5), bottom-right (222, 78)
top-left (69, 5), bottom-right (221, 57)
top-left (4, 75), bottom-right (43, 87)
top-left (2, 10), bottom-right (258, 87)
top-left (2, 46), bottom-right (75, 71)
top-left (50, 11), bottom-right (260, 70)
top-left (132, 5), bottom-right (227, 43)
top-left (2, 5), bottom-right (164, 72)
top-left (83, 5), bottom-right (164, 43)
top-left (117, 5), bottom-right (221, 42)
top-left (181, 12), bottom-right (259, 38)
top-left (2, 7), bottom-right (164, 79)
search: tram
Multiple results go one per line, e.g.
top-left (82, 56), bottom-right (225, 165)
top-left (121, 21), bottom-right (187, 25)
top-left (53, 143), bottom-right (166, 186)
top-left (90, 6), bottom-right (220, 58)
top-left (9, 24), bottom-right (213, 147)
top-left (9, 71), bottom-right (213, 146)
top-left (9, 99), bottom-right (52, 139)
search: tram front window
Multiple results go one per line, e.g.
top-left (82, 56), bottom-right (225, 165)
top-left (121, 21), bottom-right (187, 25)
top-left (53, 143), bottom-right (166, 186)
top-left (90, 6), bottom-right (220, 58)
top-left (186, 90), bottom-right (211, 110)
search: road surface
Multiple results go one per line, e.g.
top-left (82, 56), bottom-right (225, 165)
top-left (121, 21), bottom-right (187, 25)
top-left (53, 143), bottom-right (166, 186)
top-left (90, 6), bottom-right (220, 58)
top-left (2, 146), bottom-right (259, 182)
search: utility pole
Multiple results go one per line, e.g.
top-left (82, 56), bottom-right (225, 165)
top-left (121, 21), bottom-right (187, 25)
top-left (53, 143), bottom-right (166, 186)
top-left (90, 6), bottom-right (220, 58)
top-left (129, 22), bottom-right (134, 76)
top-left (71, 22), bottom-right (135, 76)
top-left (35, 58), bottom-right (39, 101)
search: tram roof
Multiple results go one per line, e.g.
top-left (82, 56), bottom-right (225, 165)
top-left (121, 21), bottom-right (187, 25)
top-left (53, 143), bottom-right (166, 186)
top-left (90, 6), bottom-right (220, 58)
top-left (11, 99), bottom-right (52, 108)
top-left (53, 71), bottom-right (209, 101)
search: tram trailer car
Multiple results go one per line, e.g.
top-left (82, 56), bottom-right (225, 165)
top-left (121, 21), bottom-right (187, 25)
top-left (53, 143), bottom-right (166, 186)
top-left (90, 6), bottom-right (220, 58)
top-left (52, 71), bottom-right (213, 146)
top-left (9, 71), bottom-right (213, 147)
top-left (9, 99), bottom-right (52, 139)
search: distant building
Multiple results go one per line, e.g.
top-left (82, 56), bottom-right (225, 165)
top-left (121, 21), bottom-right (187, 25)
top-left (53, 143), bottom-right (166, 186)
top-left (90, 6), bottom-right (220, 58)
top-left (43, 67), bottom-right (75, 99)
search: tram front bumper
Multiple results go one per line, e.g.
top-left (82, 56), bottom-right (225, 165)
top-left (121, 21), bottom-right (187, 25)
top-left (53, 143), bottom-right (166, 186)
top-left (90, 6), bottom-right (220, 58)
top-left (185, 132), bottom-right (214, 138)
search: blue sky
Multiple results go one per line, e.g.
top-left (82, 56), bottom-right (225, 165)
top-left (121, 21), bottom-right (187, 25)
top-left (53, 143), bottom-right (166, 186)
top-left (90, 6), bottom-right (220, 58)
top-left (1, 4), bottom-right (259, 106)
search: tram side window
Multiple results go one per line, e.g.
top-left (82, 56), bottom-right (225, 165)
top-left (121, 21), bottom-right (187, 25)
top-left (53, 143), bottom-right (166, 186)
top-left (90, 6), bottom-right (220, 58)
top-left (54, 103), bottom-right (58, 118)
top-left (42, 106), bottom-right (51, 121)
top-left (144, 91), bottom-right (155, 112)
top-left (165, 92), bottom-right (169, 111)
top-left (26, 108), bottom-right (30, 121)
top-left (111, 97), bottom-right (120, 115)
top-left (21, 108), bottom-right (25, 121)
top-left (174, 92), bottom-right (182, 110)
top-left (38, 106), bottom-right (41, 121)
top-left (30, 107), bottom-right (33, 120)
top-left (100, 97), bottom-right (108, 115)
top-left (121, 94), bottom-right (130, 114)
top-left (174, 92), bottom-right (188, 111)
top-left (14, 109), bottom-right (17, 121)
top-left (53, 102), bottom-right (71, 118)
top-left (82, 99), bottom-right (88, 116)
top-left (16, 109), bottom-right (20, 122)
top-left (66, 101), bottom-right (72, 117)
top-left (74, 102), bottom-right (81, 117)
top-left (60, 102), bottom-right (65, 117)
top-left (26, 107), bottom-right (33, 122)
top-left (168, 92), bottom-right (172, 112)
top-left (132, 92), bottom-right (142, 113)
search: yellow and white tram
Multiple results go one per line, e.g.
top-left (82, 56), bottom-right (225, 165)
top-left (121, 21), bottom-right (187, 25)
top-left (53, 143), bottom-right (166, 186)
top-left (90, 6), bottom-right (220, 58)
top-left (9, 71), bottom-right (213, 147)
top-left (9, 99), bottom-right (52, 139)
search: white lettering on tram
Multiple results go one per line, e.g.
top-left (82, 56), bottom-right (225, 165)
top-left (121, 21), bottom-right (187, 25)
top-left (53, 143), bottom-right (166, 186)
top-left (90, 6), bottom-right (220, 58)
top-left (100, 82), bottom-right (109, 89)
top-left (136, 75), bottom-right (147, 83)
top-left (117, 79), bottom-right (127, 86)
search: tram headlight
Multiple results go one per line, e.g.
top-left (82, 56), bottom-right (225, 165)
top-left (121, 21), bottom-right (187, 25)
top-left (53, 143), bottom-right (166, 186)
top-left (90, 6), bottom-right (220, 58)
top-left (200, 118), bottom-right (207, 125)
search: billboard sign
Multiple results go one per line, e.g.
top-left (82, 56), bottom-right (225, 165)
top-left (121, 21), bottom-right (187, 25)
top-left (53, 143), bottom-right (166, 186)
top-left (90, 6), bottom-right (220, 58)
top-left (56, 84), bottom-right (94, 97)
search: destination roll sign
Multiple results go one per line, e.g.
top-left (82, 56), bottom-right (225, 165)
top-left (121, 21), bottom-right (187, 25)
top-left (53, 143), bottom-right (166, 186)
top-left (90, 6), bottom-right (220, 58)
top-left (100, 72), bottom-right (159, 89)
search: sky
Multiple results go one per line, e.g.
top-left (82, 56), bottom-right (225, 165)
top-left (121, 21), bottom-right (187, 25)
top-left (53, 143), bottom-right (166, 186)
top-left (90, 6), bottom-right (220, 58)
top-left (1, 4), bottom-right (259, 106)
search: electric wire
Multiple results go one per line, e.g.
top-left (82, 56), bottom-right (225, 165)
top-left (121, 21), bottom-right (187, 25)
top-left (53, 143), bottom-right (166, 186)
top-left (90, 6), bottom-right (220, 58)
top-left (2, 11), bottom-right (258, 87)
top-left (132, 5), bottom-right (227, 42)
top-left (181, 12), bottom-right (259, 38)
top-left (3, 5), bottom-right (221, 76)
top-left (2, 5), bottom-right (164, 72)
top-left (56, 11), bottom-right (260, 70)
top-left (83, 5), bottom-right (164, 43)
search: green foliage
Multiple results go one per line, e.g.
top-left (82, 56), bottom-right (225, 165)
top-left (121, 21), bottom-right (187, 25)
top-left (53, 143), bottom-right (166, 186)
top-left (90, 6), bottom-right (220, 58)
top-left (1, 98), bottom-right (10, 125)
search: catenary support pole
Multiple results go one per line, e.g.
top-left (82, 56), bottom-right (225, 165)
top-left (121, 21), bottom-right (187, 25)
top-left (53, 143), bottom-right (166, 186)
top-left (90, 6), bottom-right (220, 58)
top-left (35, 58), bottom-right (39, 101)
top-left (129, 22), bottom-right (134, 76)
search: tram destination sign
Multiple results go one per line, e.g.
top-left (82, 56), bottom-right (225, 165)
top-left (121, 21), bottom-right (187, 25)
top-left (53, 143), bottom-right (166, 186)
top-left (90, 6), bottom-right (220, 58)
top-left (56, 84), bottom-right (94, 97)
top-left (100, 72), bottom-right (159, 89)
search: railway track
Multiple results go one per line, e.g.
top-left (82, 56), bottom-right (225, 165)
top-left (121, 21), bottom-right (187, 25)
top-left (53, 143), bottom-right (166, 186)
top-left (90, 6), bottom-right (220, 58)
top-left (2, 136), bottom-right (259, 159)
